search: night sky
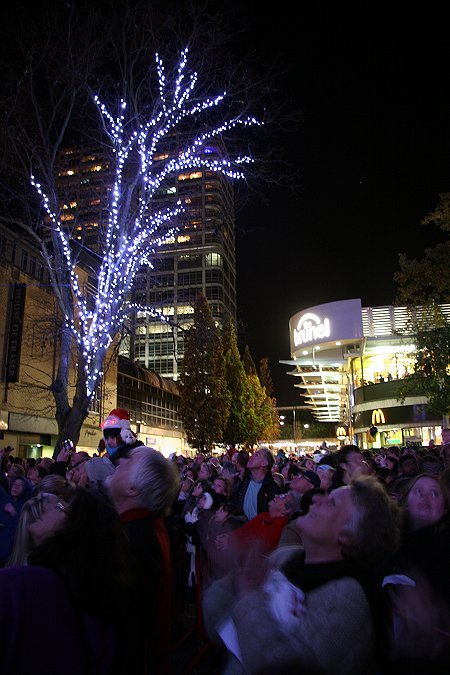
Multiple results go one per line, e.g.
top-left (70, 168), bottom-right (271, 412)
top-left (1, 4), bottom-right (449, 407)
top-left (234, 14), bottom-right (450, 406)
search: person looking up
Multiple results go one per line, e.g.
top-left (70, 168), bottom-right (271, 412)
top-left (384, 474), bottom-right (450, 672)
top-left (6, 492), bottom-right (59, 566)
top-left (234, 446), bottom-right (281, 521)
top-left (211, 476), bottom-right (232, 499)
top-left (0, 488), bottom-right (133, 674)
top-left (289, 466), bottom-right (321, 496)
top-left (215, 491), bottom-right (302, 561)
top-left (106, 446), bottom-right (179, 675)
top-left (330, 444), bottom-right (366, 490)
top-left (204, 476), bottom-right (401, 675)
top-left (315, 463), bottom-right (335, 491)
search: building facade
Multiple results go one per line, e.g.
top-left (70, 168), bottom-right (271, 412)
top-left (56, 137), bottom-right (237, 381)
top-left (0, 223), bottom-right (185, 458)
top-left (0, 223), bottom-right (117, 457)
top-left (117, 355), bottom-right (184, 457)
top-left (282, 299), bottom-right (450, 450)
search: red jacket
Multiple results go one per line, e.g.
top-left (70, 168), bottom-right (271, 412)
top-left (232, 512), bottom-right (288, 554)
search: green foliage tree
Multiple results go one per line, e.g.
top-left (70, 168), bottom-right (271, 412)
top-left (179, 293), bottom-right (230, 453)
top-left (259, 395), bottom-right (281, 443)
top-left (397, 308), bottom-right (450, 420)
top-left (221, 317), bottom-right (248, 447)
top-left (241, 345), bottom-right (268, 447)
top-left (395, 192), bottom-right (450, 305)
top-left (394, 194), bottom-right (450, 423)
top-left (259, 357), bottom-right (274, 398)
top-left (258, 357), bottom-right (280, 442)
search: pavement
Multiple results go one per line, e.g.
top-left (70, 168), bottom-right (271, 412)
top-left (169, 604), bottom-right (226, 674)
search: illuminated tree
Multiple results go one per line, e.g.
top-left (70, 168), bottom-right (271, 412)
top-left (34, 45), bottom-right (258, 392)
top-left (2, 28), bottom-right (259, 447)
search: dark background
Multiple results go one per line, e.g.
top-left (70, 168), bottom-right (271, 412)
top-left (1, 4), bottom-right (449, 407)
top-left (234, 13), bottom-right (450, 405)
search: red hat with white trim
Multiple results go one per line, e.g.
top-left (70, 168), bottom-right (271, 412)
top-left (102, 408), bottom-right (136, 445)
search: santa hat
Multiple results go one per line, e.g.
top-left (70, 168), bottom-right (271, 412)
top-left (102, 408), bottom-right (136, 445)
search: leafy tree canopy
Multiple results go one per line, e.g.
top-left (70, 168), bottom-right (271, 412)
top-left (179, 293), bottom-right (230, 452)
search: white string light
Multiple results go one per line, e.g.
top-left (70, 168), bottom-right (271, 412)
top-left (33, 47), bottom-right (261, 399)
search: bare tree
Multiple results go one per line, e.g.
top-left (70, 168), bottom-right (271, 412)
top-left (0, 2), bottom-right (263, 448)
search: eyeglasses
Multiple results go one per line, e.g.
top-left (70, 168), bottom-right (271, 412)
top-left (56, 502), bottom-right (69, 513)
top-left (274, 494), bottom-right (287, 504)
top-left (293, 473), bottom-right (311, 483)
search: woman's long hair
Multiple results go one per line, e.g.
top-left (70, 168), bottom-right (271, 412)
top-left (28, 488), bottom-right (132, 618)
top-left (6, 493), bottom-right (57, 566)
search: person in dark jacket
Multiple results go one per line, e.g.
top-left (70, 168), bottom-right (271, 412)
top-left (106, 446), bottom-right (179, 675)
top-left (232, 446), bottom-right (281, 521)
top-left (0, 488), bottom-right (133, 675)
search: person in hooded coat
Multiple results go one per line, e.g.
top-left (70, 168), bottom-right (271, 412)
top-left (101, 408), bottom-right (143, 466)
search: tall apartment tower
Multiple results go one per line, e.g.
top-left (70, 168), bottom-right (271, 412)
top-left (56, 135), bottom-right (237, 381)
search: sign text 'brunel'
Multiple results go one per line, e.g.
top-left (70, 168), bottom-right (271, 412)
top-left (293, 312), bottom-right (331, 347)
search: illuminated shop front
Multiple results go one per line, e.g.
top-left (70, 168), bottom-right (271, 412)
top-left (281, 299), bottom-right (450, 450)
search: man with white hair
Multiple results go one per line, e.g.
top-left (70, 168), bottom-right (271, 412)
top-left (107, 446), bottom-right (178, 675)
top-left (204, 475), bottom-right (401, 675)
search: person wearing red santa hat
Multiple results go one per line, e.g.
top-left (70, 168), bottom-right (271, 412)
top-left (101, 408), bottom-right (143, 466)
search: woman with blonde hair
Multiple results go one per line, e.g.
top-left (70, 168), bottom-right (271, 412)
top-left (6, 493), bottom-right (59, 566)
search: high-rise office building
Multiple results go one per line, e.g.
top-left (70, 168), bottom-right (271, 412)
top-left (56, 135), bottom-right (237, 381)
top-left (56, 144), bottom-right (113, 253)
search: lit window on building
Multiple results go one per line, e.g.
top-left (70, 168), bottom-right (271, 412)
top-left (178, 171), bottom-right (203, 181)
top-left (205, 252), bottom-right (223, 267)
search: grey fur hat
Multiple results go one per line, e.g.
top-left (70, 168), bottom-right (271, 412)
top-left (85, 457), bottom-right (115, 483)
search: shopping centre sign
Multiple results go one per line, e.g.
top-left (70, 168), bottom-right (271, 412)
top-left (290, 299), bottom-right (364, 355)
top-left (293, 313), bottom-right (330, 346)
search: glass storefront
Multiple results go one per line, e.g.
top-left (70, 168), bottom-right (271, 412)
top-left (352, 345), bottom-right (417, 388)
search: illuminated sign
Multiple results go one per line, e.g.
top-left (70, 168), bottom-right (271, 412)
top-left (290, 299), bottom-right (363, 356)
top-left (372, 409), bottom-right (386, 425)
top-left (293, 313), bottom-right (330, 347)
top-left (336, 426), bottom-right (347, 438)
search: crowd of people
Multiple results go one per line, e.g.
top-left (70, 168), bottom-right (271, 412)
top-left (0, 411), bottom-right (449, 674)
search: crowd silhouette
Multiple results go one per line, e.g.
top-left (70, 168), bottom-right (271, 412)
top-left (0, 416), bottom-right (449, 674)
